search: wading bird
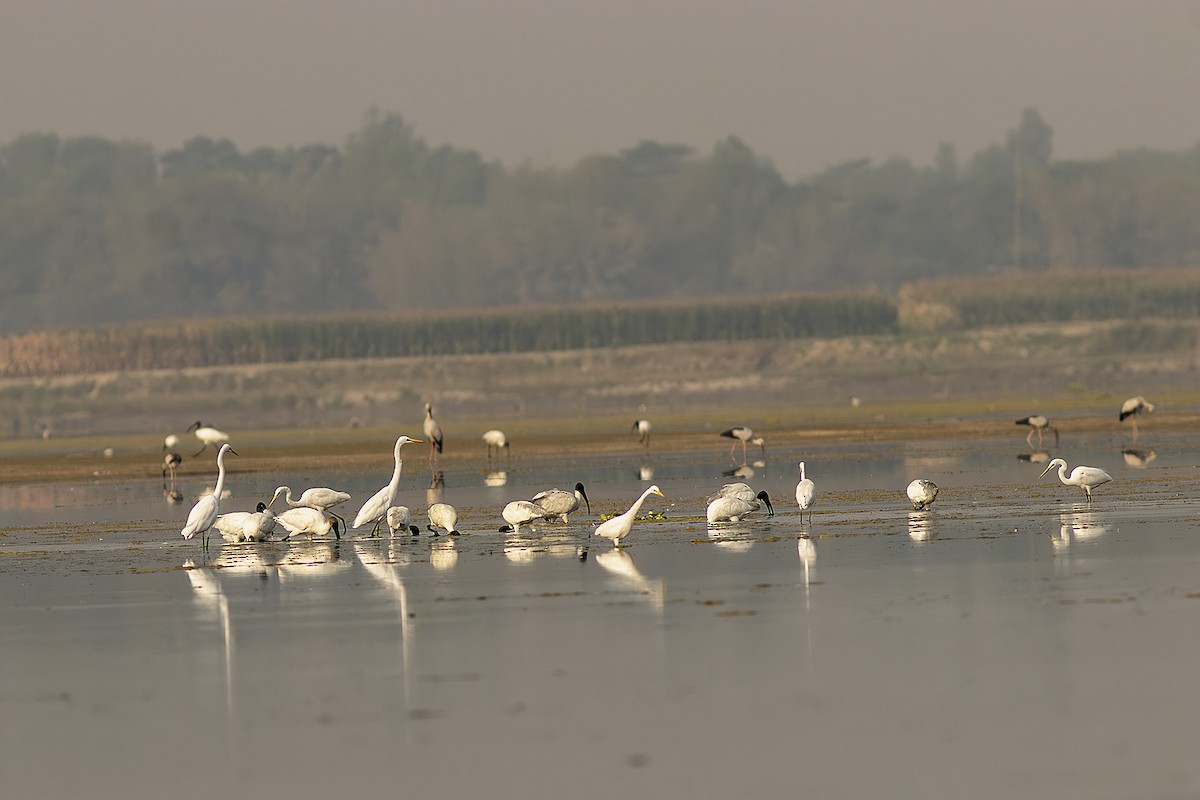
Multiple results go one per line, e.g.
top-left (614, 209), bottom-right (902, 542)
top-left (241, 504), bottom-right (277, 542)
top-left (352, 435), bottom-right (422, 535)
top-left (276, 506), bottom-right (342, 541)
top-left (482, 429), bottom-right (510, 462)
top-left (186, 421), bottom-right (230, 457)
top-left (180, 443), bottom-right (236, 548)
top-left (213, 501), bottom-right (268, 544)
top-left (162, 451), bottom-right (182, 484)
top-left (500, 500), bottom-right (547, 533)
top-left (706, 487), bottom-right (773, 523)
top-left (423, 402), bottom-right (444, 464)
top-left (1039, 458), bottom-right (1113, 503)
top-left (427, 502), bottom-right (460, 536)
top-left (795, 461), bottom-right (816, 522)
top-left (906, 479), bottom-right (939, 511)
top-left (1015, 414), bottom-right (1059, 447)
top-left (386, 506), bottom-right (420, 537)
top-left (531, 482), bottom-right (591, 523)
top-left (1119, 396), bottom-right (1154, 442)
top-left (269, 485), bottom-right (352, 529)
top-left (719, 426), bottom-right (765, 462)
top-left (594, 485), bottom-right (665, 547)
top-left (632, 419), bottom-right (652, 447)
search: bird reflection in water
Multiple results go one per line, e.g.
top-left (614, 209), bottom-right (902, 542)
top-left (430, 537), bottom-right (458, 571)
top-left (1016, 450), bottom-right (1052, 465)
top-left (353, 540), bottom-right (414, 702)
top-left (503, 529), bottom-right (579, 563)
top-left (707, 523), bottom-right (754, 553)
top-left (907, 510), bottom-right (936, 542)
top-left (484, 471), bottom-right (508, 487)
top-left (594, 549), bottom-right (665, 611)
top-left (183, 559), bottom-right (236, 719)
top-left (797, 536), bottom-right (817, 588)
top-left (1051, 504), bottom-right (1111, 552)
top-left (638, 463), bottom-right (655, 481)
top-left (1122, 448), bottom-right (1157, 469)
top-left (722, 463), bottom-right (755, 480)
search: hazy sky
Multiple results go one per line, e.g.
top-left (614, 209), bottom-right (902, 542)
top-left (2, 0), bottom-right (1198, 178)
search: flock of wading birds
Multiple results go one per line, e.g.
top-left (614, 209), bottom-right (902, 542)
top-left (166, 397), bottom-right (1157, 550)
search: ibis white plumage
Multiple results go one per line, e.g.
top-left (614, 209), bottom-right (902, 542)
top-left (907, 479), bottom-right (939, 511)
top-left (352, 435), bottom-right (422, 535)
top-left (427, 502), bottom-right (460, 536)
top-left (186, 421), bottom-right (230, 457)
top-left (276, 506), bottom-right (342, 540)
top-left (500, 500), bottom-right (547, 533)
top-left (795, 461), bottom-right (816, 522)
top-left (180, 443), bottom-right (236, 547)
top-left (593, 485), bottom-right (665, 547)
top-left (531, 482), bottom-right (591, 523)
top-left (386, 506), bottom-right (420, 537)
top-left (706, 487), bottom-right (773, 523)
top-left (269, 484), bottom-right (351, 528)
top-left (1039, 458), bottom-right (1113, 502)
top-left (1015, 415), bottom-right (1059, 447)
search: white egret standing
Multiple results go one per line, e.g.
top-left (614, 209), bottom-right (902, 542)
top-left (1015, 415), bottom-right (1059, 447)
top-left (632, 419), bottom-right (652, 447)
top-left (706, 489), bottom-right (773, 523)
top-left (795, 461), bottom-right (816, 523)
top-left (352, 435), bottom-right (423, 535)
top-left (1039, 458), bottom-right (1113, 503)
top-left (427, 502), bottom-right (460, 536)
top-left (386, 506), bottom-right (420, 537)
top-left (907, 479), bottom-right (939, 511)
top-left (1119, 396), bottom-right (1154, 442)
top-left (594, 485), bottom-right (665, 547)
top-left (181, 443), bottom-right (236, 548)
top-left (719, 426), bottom-right (765, 462)
top-left (482, 429), bottom-right (510, 462)
top-left (186, 421), bottom-right (230, 457)
top-left (500, 500), bottom-right (547, 533)
top-left (531, 482), bottom-right (591, 523)
top-left (269, 485), bottom-right (351, 529)
top-left (423, 402), bottom-right (444, 464)
top-left (276, 506), bottom-right (342, 540)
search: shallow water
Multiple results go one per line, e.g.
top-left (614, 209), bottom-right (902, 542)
top-left (3, 431), bottom-right (1200, 799)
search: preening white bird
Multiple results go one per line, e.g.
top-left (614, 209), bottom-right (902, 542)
top-left (907, 479), bottom-right (939, 511)
top-left (531, 482), bottom-right (591, 523)
top-left (275, 506), bottom-right (342, 540)
top-left (500, 500), bottom-right (547, 533)
top-left (795, 461), bottom-right (816, 522)
top-left (706, 482), bottom-right (757, 504)
top-left (213, 501), bottom-right (268, 544)
top-left (181, 443), bottom-right (236, 547)
top-left (423, 402), bottom-right (444, 463)
top-left (1015, 414), bottom-right (1059, 447)
top-left (1039, 458), bottom-right (1113, 502)
top-left (593, 484), bottom-right (665, 547)
top-left (386, 506), bottom-right (420, 537)
top-left (482, 429), bottom-right (510, 461)
top-left (186, 421), bottom-right (230, 457)
top-left (1119, 396), bottom-right (1154, 441)
top-left (241, 505), bottom-right (277, 542)
top-left (352, 435), bottom-right (423, 534)
top-left (719, 426), bottom-right (765, 462)
top-left (427, 502), bottom-right (460, 536)
top-left (632, 419), bottom-right (652, 447)
top-left (706, 488), bottom-right (773, 523)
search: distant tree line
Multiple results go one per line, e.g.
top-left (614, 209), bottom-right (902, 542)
top-left (0, 108), bottom-right (1198, 336)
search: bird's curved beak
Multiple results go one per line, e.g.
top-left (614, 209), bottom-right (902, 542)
top-left (581, 488), bottom-right (592, 515)
top-left (765, 497), bottom-right (775, 516)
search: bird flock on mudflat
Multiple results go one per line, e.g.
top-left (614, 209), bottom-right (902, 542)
top-left (167, 395), bottom-right (1149, 550)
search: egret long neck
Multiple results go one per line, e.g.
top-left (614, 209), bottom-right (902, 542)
top-left (1058, 463), bottom-right (1071, 484)
top-left (388, 444), bottom-right (405, 491)
top-left (284, 487), bottom-right (300, 507)
top-left (213, 451), bottom-right (228, 499)
top-left (626, 487), bottom-right (657, 519)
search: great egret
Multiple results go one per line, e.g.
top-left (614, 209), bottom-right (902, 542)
top-left (186, 421), bottom-right (230, 457)
top-left (706, 488), bottom-right (773, 523)
top-left (269, 484), bottom-right (351, 529)
top-left (719, 426), bottom-right (765, 462)
top-left (907, 479), bottom-right (939, 511)
top-left (1119, 396), bottom-right (1154, 441)
top-left (795, 461), bottom-right (816, 522)
top-left (1039, 458), bottom-right (1113, 502)
top-left (352, 435), bottom-right (423, 535)
top-left (593, 485), bottom-right (664, 547)
top-left (632, 419), bottom-right (652, 447)
top-left (386, 506), bottom-right (420, 537)
top-left (423, 402), bottom-right (444, 464)
top-left (427, 502), bottom-right (460, 536)
top-left (500, 500), bottom-right (547, 533)
top-left (181, 443), bottom-right (236, 548)
top-left (1015, 415), bottom-right (1059, 447)
top-left (531, 482), bottom-right (591, 523)
top-left (213, 501), bottom-right (268, 543)
top-left (482, 429), bottom-right (509, 462)
top-left (276, 506), bottom-right (342, 540)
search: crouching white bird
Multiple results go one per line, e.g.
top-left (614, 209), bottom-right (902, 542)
top-left (352, 435), bottom-right (422, 535)
top-left (531, 482), bottom-right (591, 523)
top-left (427, 502), bottom-right (460, 536)
top-left (276, 506), bottom-right (342, 541)
top-left (795, 461), bottom-right (816, 522)
top-left (213, 501), bottom-right (270, 544)
top-left (499, 500), bottom-right (546, 533)
top-left (706, 484), bottom-right (773, 523)
top-left (594, 485), bottom-right (665, 547)
top-left (386, 506), bottom-right (420, 537)
top-left (181, 443), bottom-right (236, 548)
top-left (907, 479), bottom-right (939, 511)
top-left (1039, 458), bottom-right (1113, 502)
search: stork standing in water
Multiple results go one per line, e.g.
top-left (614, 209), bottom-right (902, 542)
top-left (1015, 415), bottom-right (1059, 447)
top-left (1119, 396), bottom-right (1154, 442)
top-left (1039, 458), bottom-right (1113, 503)
top-left (719, 426), bottom-right (765, 462)
top-left (632, 419), bottom-right (652, 447)
top-left (423, 402), bottom-right (444, 465)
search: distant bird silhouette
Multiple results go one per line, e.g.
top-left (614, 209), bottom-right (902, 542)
top-left (719, 426), bottom-right (765, 462)
top-left (1119, 396), bottom-right (1154, 442)
top-left (632, 419), bottom-right (652, 447)
top-left (423, 402), bottom-right (444, 464)
top-left (482, 429), bottom-right (509, 462)
top-left (1015, 414), bottom-right (1058, 447)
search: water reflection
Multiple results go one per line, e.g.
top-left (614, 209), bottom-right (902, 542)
top-left (183, 560), bottom-right (235, 720)
top-left (1050, 504), bottom-right (1111, 552)
top-left (503, 529), bottom-right (582, 563)
top-left (1017, 450), bottom-right (1052, 465)
top-left (907, 510), bottom-right (936, 542)
top-left (638, 463), bottom-right (655, 481)
top-left (797, 536), bottom-right (817, 588)
top-left (707, 523), bottom-right (754, 552)
top-left (275, 541), bottom-right (352, 584)
top-left (353, 540), bottom-right (413, 702)
top-left (430, 537), bottom-right (458, 571)
top-left (1122, 448), bottom-right (1157, 469)
top-left (594, 549), bottom-right (664, 611)
top-left (484, 471), bottom-right (508, 487)
top-left (723, 463), bottom-right (755, 480)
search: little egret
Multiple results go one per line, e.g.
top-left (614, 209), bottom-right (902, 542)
top-left (386, 506), bottom-right (420, 537)
top-left (1039, 458), bottom-right (1113, 502)
top-left (500, 500), bottom-right (547, 533)
top-left (706, 488), bottom-right (773, 523)
top-left (423, 402), bottom-right (444, 464)
top-left (907, 479), bottom-right (939, 511)
top-left (593, 485), bottom-right (665, 547)
top-left (1119, 396), bottom-right (1154, 442)
top-left (632, 419), bottom-right (652, 447)
top-left (186, 421), bottom-right (229, 457)
top-left (276, 506), bottom-right (342, 540)
top-left (482, 429), bottom-right (510, 462)
top-left (1015, 415), bottom-right (1059, 447)
top-left (795, 461), bottom-right (816, 522)
top-left (181, 443), bottom-right (236, 548)
top-left (427, 502), bottom-right (460, 536)
top-left (352, 435), bottom-right (423, 535)
top-left (720, 426), bottom-right (765, 462)
top-left (531, 482), bottom-right (591, 523)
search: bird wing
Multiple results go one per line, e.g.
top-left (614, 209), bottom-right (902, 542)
top-left (182, 495), bottom-right (218, 538)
